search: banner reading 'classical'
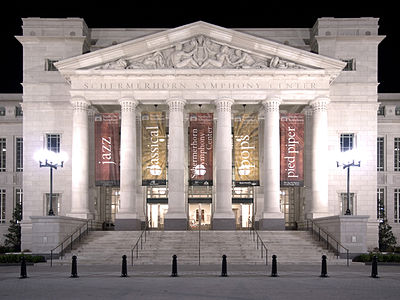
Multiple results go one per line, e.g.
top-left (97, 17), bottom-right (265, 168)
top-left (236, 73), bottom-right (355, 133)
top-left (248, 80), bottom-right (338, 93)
top-left (95, 113), bottom-right (120, 186)
top-left (189, 113), bottom-right (213, 186)
top-left (280, 113), bottom-right (304, 187)
top-left (141, 111), bottom-right (167, 186)
top-left (233, 113), bottom-right (259, 186)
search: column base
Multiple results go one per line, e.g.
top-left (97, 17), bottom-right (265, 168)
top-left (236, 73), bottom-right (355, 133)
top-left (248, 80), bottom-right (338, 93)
top-left (259, 218), bottom-right (285, 230)
top-left (212, 218), bottom-right (236, 230)
top-left (114, 218), bottom-right (142, 231)
top-left (164, 218), bottom-right (187, 230)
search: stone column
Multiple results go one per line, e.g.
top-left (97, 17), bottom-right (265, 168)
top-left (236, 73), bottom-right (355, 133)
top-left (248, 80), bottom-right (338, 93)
top-left (308, 97), bottom-right (330, 218)
top-left (68, 97), bottom-right (92, 219)
top-left (164, 98), bottom-right (187, 230)
top-left (115, 98), bottom-right (141, 230)
top-left (213, 98), bottom-right (235, 230)
top-left (260, 96), bottom-right (284, 230)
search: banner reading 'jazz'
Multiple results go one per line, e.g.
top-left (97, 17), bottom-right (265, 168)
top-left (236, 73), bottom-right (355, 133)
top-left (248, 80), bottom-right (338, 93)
top-left (233, 113), bottom-right (260, 186)
top-left (95, 113), bottom-right (120, 186)
top-left (189, 113), bottom-right (213, 186)
top-left (280, 113), bottom-right (304, 187)
top-left (142, 111), bottom-right (167, 186)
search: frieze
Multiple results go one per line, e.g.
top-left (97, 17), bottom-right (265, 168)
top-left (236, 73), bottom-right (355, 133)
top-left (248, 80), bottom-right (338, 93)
top-left (95, 35), bottom-right (307, 70)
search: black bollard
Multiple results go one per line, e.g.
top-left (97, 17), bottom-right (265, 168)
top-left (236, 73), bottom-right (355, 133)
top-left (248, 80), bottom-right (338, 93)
top-left (221, 255), bottom-right (228, 277)
top-left (320, 255), bottom-right (328, 278)
top-left (20, 256), bottom-right (28, 279)
top-left (121, 255), bottom-right (128, 277)
top-left (171, 255), bottom-right (178, 277)
top-left (271, 255), bottom-right (278, 277)
top-left (70, 255), bottom-right (79, 278)
top-left (371, 255), bottom-right (379, 278)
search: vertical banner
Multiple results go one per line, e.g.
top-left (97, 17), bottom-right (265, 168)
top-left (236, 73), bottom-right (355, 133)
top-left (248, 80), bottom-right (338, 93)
top-left (189, 113), bottom-right (213, 186)
top-left (141, 111), bottom-right (167, 186)
top-left (280, 113), bottom-right (304, 187)
top-left (95, 113), bottom-right (120, 186)
top-left (233, 113), bottom-right (260, 186)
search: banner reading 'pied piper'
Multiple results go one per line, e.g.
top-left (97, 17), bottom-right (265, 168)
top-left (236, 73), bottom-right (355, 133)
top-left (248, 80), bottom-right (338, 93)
top-left (280, 113), bottom-right (304, 187)
top-left (189, 113), bottom-right (213, 186)
top-left (233, 113), bottom-right (260, 186)
top-left (95, 113), bottom-right (120, 186)
top-left (141, 111), bottom-right (167, 186)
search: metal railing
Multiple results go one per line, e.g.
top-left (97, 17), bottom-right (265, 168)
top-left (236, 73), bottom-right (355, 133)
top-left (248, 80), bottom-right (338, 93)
top-left (306, 219), bottom-right (349, 266)
top-left (50, 219), bottom-right (93, 267)
top-left (249, 227), bottom-right (269, 265)
top-left (130, 223), bottom-right (150, 266)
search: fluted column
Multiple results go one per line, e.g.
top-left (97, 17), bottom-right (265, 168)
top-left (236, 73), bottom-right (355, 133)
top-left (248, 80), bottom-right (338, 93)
top-left (308, 97), bottom-right (330, 218)
top-left (68, 97), bottom-right (92, 219)
top-left (164, 98), bottom-right (187, 230)
top-left (260, 96), bottom-right (284, 230)
top-left (115, 98), bottom-right (141, 230)
top-left (213, 98), bottom-right (235, 230)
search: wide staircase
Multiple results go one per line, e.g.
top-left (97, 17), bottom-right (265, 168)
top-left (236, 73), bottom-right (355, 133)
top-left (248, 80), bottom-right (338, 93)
top-left (54, 230), bottom-right (346, 265)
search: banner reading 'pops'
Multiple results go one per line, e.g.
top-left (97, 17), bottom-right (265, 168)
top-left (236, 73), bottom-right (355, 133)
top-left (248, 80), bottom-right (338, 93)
top-left (95, 113), bottom-right (120, 186)
top-left (280, 113), bottom-right (304, 187)
top-left (189, 113), bottom-right (213, 186)
top-left (141, 111), bottom-right (167, 186)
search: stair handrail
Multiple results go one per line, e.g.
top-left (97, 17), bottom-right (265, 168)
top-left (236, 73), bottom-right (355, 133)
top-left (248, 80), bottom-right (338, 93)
top-left (50, 219), bottom-right (93, 267)
top-left (306, 219), bottom-right (349, 266)
top-left (249, 227), bottom-right (269, 265)
top-left (130, 221), bottom-right (150, 266)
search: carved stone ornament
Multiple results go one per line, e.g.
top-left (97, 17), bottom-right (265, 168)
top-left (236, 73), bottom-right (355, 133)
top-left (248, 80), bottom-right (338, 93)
top-left (97, 35), bottom-right (306, 70)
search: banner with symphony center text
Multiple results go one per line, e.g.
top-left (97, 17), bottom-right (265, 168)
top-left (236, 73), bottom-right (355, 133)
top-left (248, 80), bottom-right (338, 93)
top-left (94, 113), bottom-right (120, 186)
top-left (233, 113), bottom-right (259, 186)
top-left (189, 113), bottom-right (213, 186)
top-left (280, 113), bottom-right (304, 187)
top-left (141, 111), bottom-right (167, 186)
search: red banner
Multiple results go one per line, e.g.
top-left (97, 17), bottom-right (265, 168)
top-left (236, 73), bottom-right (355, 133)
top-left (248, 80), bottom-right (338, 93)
top-left (189, 113), bottom-right (213, 186)
top-left (95, 113), bottom-right (120, 186)
top-left (280, 113), bottom-right (304, 187)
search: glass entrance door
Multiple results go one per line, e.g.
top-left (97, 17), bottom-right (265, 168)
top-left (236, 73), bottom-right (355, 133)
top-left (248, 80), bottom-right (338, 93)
top-left (188, 203), bottom-right (211, 230)
top-left (280, 188), bottom-right (297, 229)
top-left (147, 203), bottom-right (168, 229)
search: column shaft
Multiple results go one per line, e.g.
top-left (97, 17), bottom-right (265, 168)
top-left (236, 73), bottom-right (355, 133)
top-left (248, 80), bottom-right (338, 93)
top-left (68, 97), bottom-right (91, 219)
top-left (260, 97), bottom-right (284, 230)
top-left (164, 98), bottom-right (187, 230)
top-left (309, 98), bottom-right (330, 218)
top-left (115, 98), bottom-right (141, 230)
top-left (213, 98), bottom-right (235, 230)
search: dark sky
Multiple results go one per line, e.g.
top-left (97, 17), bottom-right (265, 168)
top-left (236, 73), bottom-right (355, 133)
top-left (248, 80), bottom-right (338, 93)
top-left (0, 1), bottom-right (398, 93)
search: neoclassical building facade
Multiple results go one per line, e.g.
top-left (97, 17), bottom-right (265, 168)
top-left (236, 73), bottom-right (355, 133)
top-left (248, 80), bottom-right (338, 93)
top-left (12, 17), bottom-right (385, 253)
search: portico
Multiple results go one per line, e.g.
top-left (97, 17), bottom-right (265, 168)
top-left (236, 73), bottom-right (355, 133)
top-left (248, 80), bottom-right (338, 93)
top-left (54, 21), bottom-right (344, 231)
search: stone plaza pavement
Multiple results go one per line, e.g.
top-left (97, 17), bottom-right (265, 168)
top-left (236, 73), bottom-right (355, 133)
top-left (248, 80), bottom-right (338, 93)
top-left (0, 262), bottom-right (400, 299)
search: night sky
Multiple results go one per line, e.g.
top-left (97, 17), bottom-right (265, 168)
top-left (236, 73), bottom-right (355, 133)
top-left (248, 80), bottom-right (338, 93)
top-left (0, 1), bottom-right (398, 93)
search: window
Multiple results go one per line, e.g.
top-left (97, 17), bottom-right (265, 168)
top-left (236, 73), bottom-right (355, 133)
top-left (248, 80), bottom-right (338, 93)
top-left (395, 106), bottom-right (400, 116)
top-left (0, 107), bottom-right (5, 116)
top-left (394, 138), bottom-right (400, 171)
top-left (0, 189), bottom-right (5, 223)
top-left (395, 189), bottom-right (400, 223)
top-left (45, 59), bottom-right (59, 71)
top-left (340, 193), bottom-right (355, 215)
top-left (340, 133), bottom-right (354, 152)
top-left (0, 138), bottom-right (6, 172)
top-left (377, 137), bottom-right (384, 171)
top-left (377, 188), bottom-right (385, 220)
top-left (377, 105), bottom-right (385, 116)
top-left (342, 59), bottom-right (356, 71)
top-left (46, 134), bottom-right (60, 153)
top-left (45, 193), bottom-right (60, 215)
top-left (15, 137), bottom-right (23, 172)
top-left (15, 106), bottom-right (23, 117)
top-left (15, 188), bottom-right (23, 219)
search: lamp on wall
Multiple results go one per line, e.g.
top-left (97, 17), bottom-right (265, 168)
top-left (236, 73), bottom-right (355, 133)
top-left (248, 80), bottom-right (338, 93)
top-left (336, 150), bottom-right (360, 215)
top-left (34, 149), bottom-right (67, 216)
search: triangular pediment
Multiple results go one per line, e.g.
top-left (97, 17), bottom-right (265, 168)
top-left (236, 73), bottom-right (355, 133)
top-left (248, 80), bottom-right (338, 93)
top-left (55, 21), bottom-right (345, 76)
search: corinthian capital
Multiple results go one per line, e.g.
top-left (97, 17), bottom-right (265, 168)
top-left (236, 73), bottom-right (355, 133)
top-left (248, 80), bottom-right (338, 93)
top-left (262, 96), bottom-right (281, 112)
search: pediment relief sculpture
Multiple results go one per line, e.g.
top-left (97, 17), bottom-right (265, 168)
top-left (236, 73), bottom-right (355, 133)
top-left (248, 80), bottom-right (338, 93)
top-left (97, 35), bottom-right (306, 70)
